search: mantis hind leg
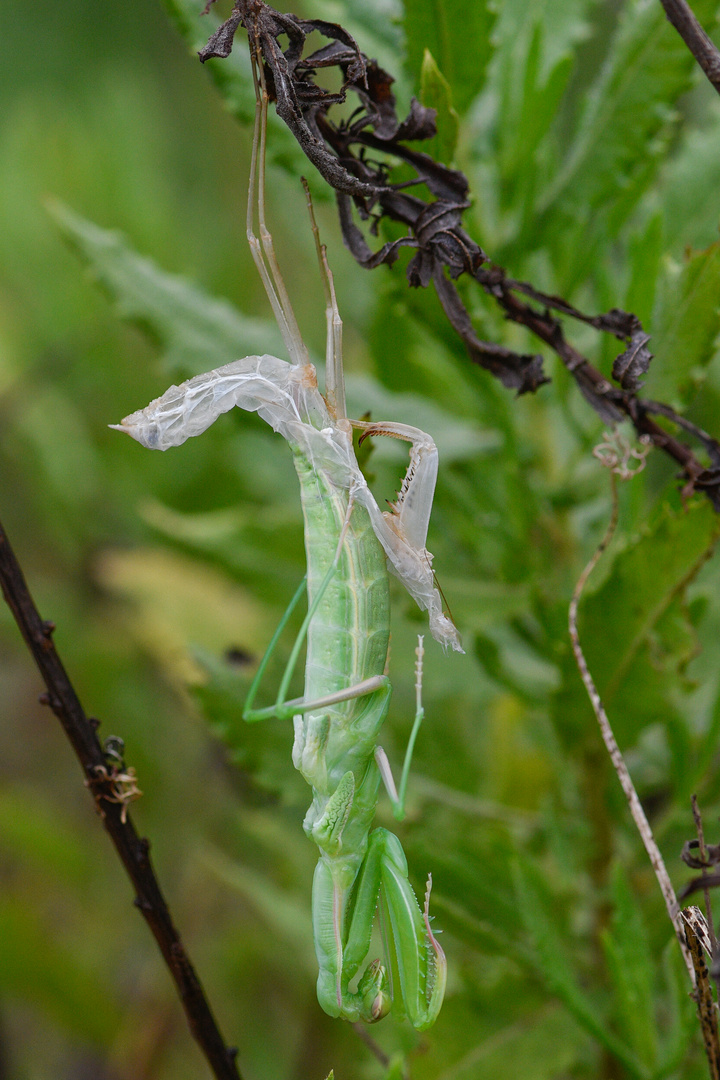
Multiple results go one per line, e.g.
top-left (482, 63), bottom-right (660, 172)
top-left (313, 827), bottom-right (446, 1029)
top-left (242, 574), bottom-right (307, 722)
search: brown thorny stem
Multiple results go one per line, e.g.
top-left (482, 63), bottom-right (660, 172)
top-left (567, 448), bottom-right (695, 982)
top-left (0, 520), bottom-right (244, 1080)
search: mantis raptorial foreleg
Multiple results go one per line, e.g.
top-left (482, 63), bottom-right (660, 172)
top-left (112, 30), bottom-right (459, 1029)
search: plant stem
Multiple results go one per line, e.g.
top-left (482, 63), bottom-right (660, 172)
top-left (0, 517), bottom-right (244, 1080)
top-left (659, 0), bottom-right (720, 94)
top-left (568, 475), bottom-right (695, 983)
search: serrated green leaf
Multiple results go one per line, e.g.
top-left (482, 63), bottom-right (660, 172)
top-left (514, 858), bottom-right (648, 1077)
top-left (49, 199), bottom-right (283, 374)
top-left (535, 0), bottom-right (720, 288)
top-left (491, 0), bottom-right (598, 74)
top-left (660, 98), bottom-right (720, 252)
top-left (477, 0), bottom-right (597, 252)
top-left (403, 0), bottom-right (495, 114)
top-left (496, 21), bottom-right (573, 192)
top-left (601, 863), bottom-right (657, 1068)
top-left (552, 500), bottom-right (719, 761)
top-left (649, 242), bottom-right (720, 409)
top-left (193, 649), bottom-right (308, 806)
top-left (625, 212), bottom-right (664, 326)
top-left (420, 49), bottom-right (459, 165)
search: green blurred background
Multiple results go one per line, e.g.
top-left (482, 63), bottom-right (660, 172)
top-left (3, 0), bottom-right (720, 1078)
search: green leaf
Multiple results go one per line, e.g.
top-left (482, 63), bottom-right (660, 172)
top-left (340, 0), bottom-right (404, 53)
top-left (625, 212), bottom-right (664, 326)
top-left (49, 199), bottom-right (283, 375)
top-left (495, 21), bottom-right (574, 197)
top-left (552, 500), bottom-right (720, 754)
top-left (601, 863), bottom-right (657, 1069)
top-left (192, 649), bottom-right (308, 806)
top-left (475, 0), bottom-right (597, 253)
top-left (660, 99), bottom-right (720, 252)
top-left (420, 49), bottom-right (459, 165)
top-left (514, 858), bottom-right (648, 1077)
top-left (0, 899), bottom-right (121, 1045)
top-left (402, 0), bottom-right (495, 114)
top-left (535, 0), bottom-right (720, 288)
top-left (649, 242), bottom-right (720, 409)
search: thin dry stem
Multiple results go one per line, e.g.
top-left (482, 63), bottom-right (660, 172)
top-left (692, 794), bottom-right (718, 948)
top-left (569, 470), bottom-right (695, 982)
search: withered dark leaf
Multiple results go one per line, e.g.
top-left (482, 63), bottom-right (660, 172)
top-left (593, 307), bottom-right (644, 339)
top-left (682, 838), bottom-right (720, 869)
top-left (679, 872), bottom-right (720, 900)
top-left (195, 0), bottom-right (720, 513)
top-left (612, 330), bottom-right (652, 391)
top-left (433, 270), bottom-right (549, 394)
top-left (640, 400), bottom-right (720, 469)
top-left (198, 8), bottom-right (244, 61)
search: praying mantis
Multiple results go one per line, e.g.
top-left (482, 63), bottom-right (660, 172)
top-left (111, 45), bottom-right (461, 1030)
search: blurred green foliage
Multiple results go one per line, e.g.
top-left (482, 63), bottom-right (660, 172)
top-left (3, 0), bottom-right (720, 1078)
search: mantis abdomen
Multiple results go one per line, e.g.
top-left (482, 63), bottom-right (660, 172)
top-left (295, 448), bottom-right (390, 713)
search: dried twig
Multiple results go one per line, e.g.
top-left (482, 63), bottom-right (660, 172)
top-left (659, 0), bottom-right (720, 94)
top-left (568, 458), bottom-right (694, 981)
top-left (0, 517), bottom-right (243, 1080)
top-left (692, 795), bottom-right (718, 947)
top-left (680, 808), bottom-right (720, 929)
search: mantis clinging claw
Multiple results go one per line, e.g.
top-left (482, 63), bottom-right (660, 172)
top-left (112, 38), bottom-right (461, 1029)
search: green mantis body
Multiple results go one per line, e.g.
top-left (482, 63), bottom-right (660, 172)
top-left (112, 56), bottom-right (461, 1029)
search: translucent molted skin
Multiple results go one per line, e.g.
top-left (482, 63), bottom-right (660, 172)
top-left (112, 354), bottom-right (462, 653)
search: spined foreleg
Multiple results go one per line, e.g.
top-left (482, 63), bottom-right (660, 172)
top-left (312, 827), bottom-right (446, 1029)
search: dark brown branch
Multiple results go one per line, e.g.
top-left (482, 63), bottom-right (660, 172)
top-left (659, 0), bottom-right (720, 94)
top-left (0, 517), bottom-right (243, 1080)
